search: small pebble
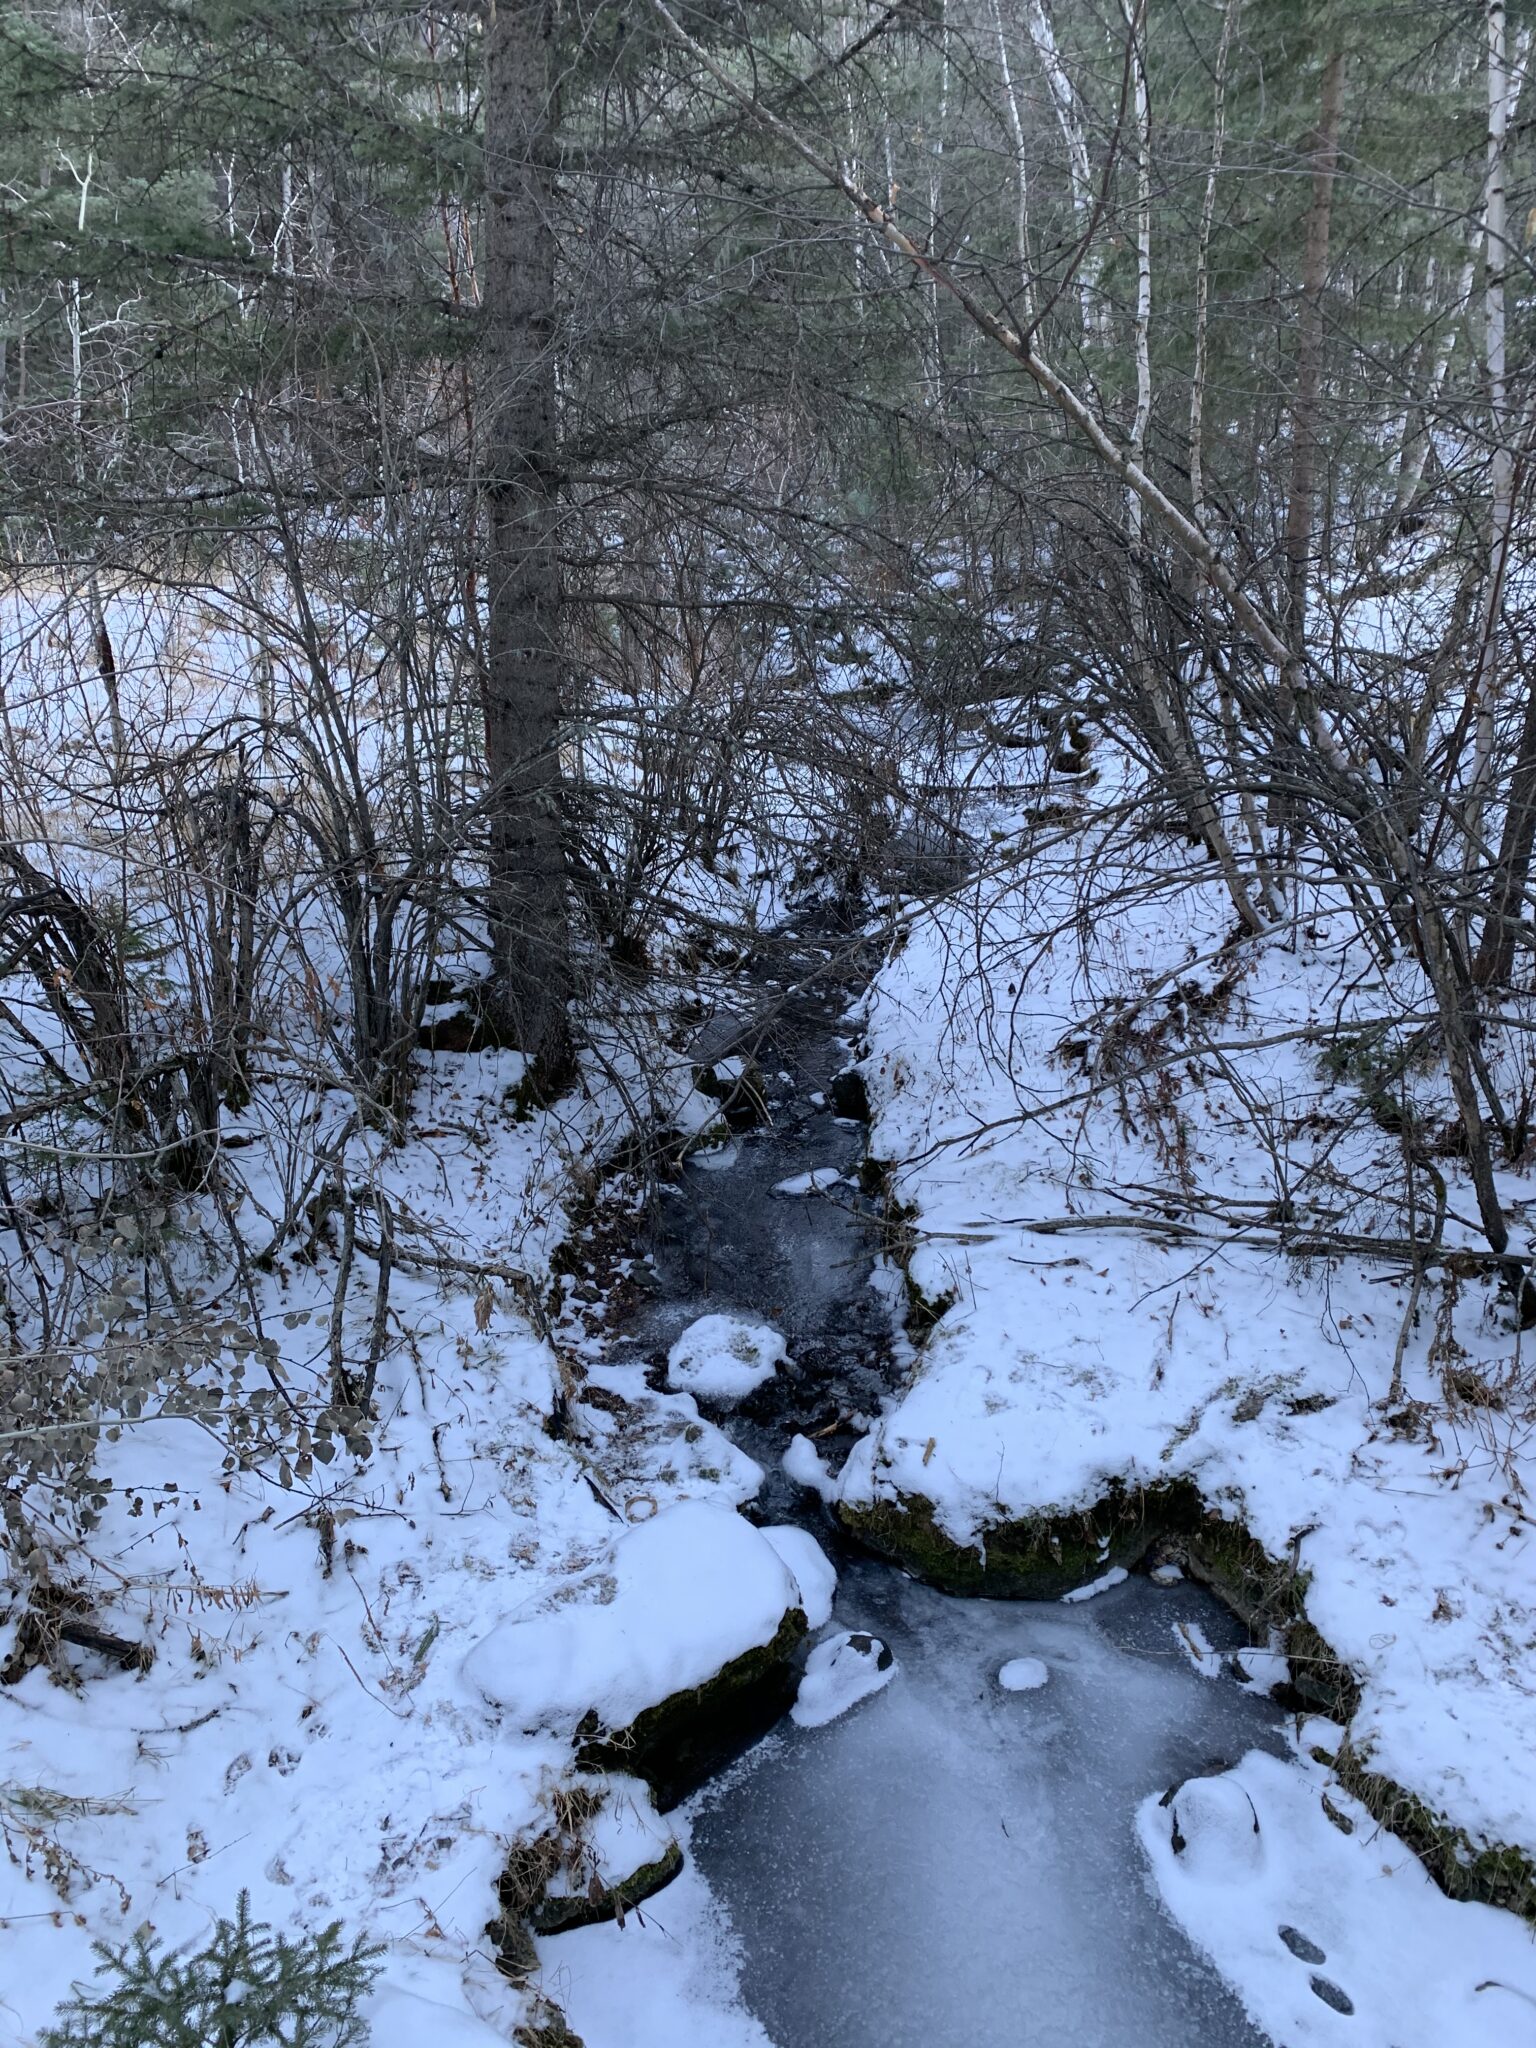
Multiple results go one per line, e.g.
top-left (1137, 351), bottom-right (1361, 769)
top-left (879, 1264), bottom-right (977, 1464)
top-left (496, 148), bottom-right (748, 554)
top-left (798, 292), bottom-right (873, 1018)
top-left (1279, 1925), bottom-right (1326, 1965)
top-left (1309, 1976), bottom-right (1354, 2015)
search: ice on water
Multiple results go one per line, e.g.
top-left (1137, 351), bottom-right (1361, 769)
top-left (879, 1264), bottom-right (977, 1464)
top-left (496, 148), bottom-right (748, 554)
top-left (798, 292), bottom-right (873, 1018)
top-left (683, 1563), bottom-right (1283, 2048)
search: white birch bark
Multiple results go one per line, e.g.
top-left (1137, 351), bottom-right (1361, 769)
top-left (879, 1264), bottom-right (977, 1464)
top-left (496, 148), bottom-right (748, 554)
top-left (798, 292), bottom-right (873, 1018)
top-left (991, 0), bottom-right (1035, 326)
top-left (1024, 0), bottom-right (1101, 333)
top-left (1189, 0), bottom-right (1239, 528)
top-left (1468, 3), bottom-right (1519, 838)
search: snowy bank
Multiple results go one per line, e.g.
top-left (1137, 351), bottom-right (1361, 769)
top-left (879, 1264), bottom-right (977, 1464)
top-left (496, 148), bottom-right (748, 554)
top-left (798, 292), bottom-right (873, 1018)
top-left (817, 810), bottom-right (1536, 1917)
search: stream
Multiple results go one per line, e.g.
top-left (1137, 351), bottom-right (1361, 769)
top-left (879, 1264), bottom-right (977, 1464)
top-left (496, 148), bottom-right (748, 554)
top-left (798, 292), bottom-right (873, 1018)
top-left (609, 909), bottom-right (1282, 2047)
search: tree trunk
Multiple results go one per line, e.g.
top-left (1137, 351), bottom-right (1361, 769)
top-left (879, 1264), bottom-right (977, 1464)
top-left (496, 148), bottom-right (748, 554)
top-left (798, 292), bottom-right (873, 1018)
top-left (991, 0), bottom-right (1034, 326)
top-left (1464, 1), bottom-right (1516, 866)
top-left (1276, 45), bottom-right (1346, 826)
top-left (1476, 663), bottom-right (1536, 984)
top-left (482, 0), bottom-right (571, 1079)
top-left (1189, 0), bottom-right (1239, 528)
top-left (1024, 0), bottom-right (1101, 335)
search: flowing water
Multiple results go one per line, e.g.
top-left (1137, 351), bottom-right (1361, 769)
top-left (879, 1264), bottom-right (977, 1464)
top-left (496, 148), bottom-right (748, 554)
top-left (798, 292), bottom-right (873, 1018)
top-left (613, 908), bottom-right (1279, 2047)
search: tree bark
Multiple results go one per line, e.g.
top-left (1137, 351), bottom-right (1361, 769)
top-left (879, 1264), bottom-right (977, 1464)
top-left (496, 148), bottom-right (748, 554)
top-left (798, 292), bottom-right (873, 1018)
top-left (1024, 0), bottom-right (1101, 334)
top-left (1276, 46), bottom-right (1346, 823)
top-left (1189, 0), bottom-right (1239, 528)
top-left (991, 0), bottom-right (1034, 327)
top-left (482, 0), bottom-right (571, 1078)
top-left (1465, 1), bottom-right (1516, 866)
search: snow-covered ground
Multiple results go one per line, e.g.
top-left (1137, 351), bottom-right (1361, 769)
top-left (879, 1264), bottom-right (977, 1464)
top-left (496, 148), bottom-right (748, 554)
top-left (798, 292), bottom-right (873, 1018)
top-left (801, 747), bottom-right (1536, 2026)
top-left (1139, 1742), bottom-right (1536, 2047)
top-left (0, 1033), bottom-right (781, 2042)
top-left (6, 567), bottom-right (1536, 2048)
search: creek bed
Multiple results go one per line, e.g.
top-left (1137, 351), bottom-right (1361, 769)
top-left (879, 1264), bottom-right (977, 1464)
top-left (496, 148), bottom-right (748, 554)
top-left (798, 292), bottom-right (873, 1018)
top-left (609, 912), bottom-right (1282, 2046)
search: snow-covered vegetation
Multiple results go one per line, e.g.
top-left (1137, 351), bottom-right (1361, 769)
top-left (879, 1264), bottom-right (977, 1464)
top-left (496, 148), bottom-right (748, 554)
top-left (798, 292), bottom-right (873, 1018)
top-left (4, 5), bottom-right (1536, 2046)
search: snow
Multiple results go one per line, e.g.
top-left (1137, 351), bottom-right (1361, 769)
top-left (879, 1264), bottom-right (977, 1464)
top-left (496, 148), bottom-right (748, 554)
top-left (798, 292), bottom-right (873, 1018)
top-left (1139, 1748), bottom-right (1536, 2046)
top-left (463, 1500), bottom-right (801, 1738)
top-left (541, 1846), bottom-right (774, 2048)
top-left (690, 1136), bottom-right (741, 1172)
top-left (997, 1655), bottom-right (1049, 1691)
top-left (7, 568), bottom-right (1536, 2046)
top-left (760, 1525), bottom-right (837, 1630)
top-left (367, 1990), bottom-right (513, 2047)
top-left (790, 1631), bottom-right (897, 1728)
top-left (1172, 1618), bottom-right (1225, 1680)
top-left (665, 1314), bottom-right (788, 1402)
top-left (538, 1774), bottom-right (677, 1908)
top-left (1060, 1566), bottom-right (1129, 1604)
top-left (826, 792), bottom-right (1536, 1886)
top-left (773, 1168), bottom-right (844, 1196)
top-left (782, 1432), bottom-right (835, 1500)
top-left (1232, 1640), bottom-right (1292, 1698)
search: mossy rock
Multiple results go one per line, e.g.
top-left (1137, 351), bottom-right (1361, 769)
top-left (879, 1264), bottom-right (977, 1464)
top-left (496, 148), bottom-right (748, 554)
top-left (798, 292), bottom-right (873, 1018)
top-left (530, 1837), bottom-right (684, 1935)
top-left (902, 1271), bottom-right (957, 1338)
top-left (693, 1056), bottom-right (768, 1129)
top-left (577, 1605), bottom-right (807, 1809)
top-left (1180, 1515), bottom-right (1360, 1717)
top-left (838, 1483), bottom-right (1199, 1600)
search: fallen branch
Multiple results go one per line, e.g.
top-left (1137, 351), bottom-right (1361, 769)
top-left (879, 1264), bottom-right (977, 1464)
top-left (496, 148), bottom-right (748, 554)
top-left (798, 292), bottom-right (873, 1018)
top-left (992, 1211), bottom-right (1526, 1272)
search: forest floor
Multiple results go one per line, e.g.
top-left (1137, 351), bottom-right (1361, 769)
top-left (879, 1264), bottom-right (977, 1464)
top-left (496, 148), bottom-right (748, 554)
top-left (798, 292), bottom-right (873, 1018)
top-left (3, 693), bottom-right (1536, 2045)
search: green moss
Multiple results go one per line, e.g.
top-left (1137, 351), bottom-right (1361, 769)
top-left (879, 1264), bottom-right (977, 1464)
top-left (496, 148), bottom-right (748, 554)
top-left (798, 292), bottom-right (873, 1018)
top-left (1333, 1742), bottom-right (1536, 1922)
top-left (1180, 1515), bottom-right (1359, 1716)
top-left (577, 1606), bottom-right (807, 1808)
top-left (838, 1483), bottom-right (1199, 1599)
top-left (529, 1838), bottom-right (684, 1935)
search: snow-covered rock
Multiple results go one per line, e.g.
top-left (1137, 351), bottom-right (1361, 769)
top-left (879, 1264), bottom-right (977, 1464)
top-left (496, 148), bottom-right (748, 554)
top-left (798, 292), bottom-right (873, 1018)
top-left (998, 1656), bottom-right (1049, 1692)
top-left (666, 1313), bottom-right (788, 1402)
top-left (1140, 1750), bottom-right (1536, 2047)
top-left (791, 1630), bottom-right (896, 1728)
top-left (1061, 1566), bottom-right (1128, 1604)
top-left (783, 1432), bottom-right (835, 1500)
top-left (463, 1500), bottom-right (803, 1737)
top-left (760, 1524), bottom-right (837, 1629)
top-left (531, 1774), bottom-right (682, 1935)
top-left (1160, 1772), bottom-right (1266, 1883)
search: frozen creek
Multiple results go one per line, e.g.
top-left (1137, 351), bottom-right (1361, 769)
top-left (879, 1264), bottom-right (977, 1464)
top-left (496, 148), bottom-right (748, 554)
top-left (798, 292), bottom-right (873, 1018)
top-left (689, 1562), bottom-right (1280, 2048)
top-left (612, 913), bottom-right (1282, 2047)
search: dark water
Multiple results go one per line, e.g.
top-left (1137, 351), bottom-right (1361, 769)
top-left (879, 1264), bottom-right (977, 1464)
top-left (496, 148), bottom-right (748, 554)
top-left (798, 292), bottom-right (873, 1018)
top-left (619, 913), bottom-right (896, 1519)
